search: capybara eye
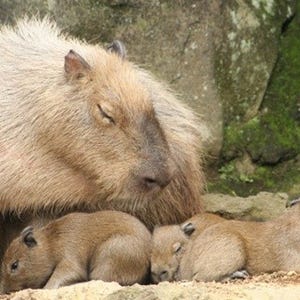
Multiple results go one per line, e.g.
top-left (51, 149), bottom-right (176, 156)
top-left (10, 260), bottom-right (19, 272)
top-left (172, 241), bottom-right (182, 254)
top-left (97, 104), bottom-right (115, 125)
top-left (174, 245), bottom-right (181, 253)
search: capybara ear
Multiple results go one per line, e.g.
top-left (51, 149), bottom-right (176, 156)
top-left (64, 50), bottom-right (91, 79)
top-left (181, 222), bottom-right (195, 236)
top-left (107, 40), bottom-right (126, 60)
top-left (21, 226), bottom-right (37, 248)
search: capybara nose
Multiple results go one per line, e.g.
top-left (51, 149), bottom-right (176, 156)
top-left (136, 159), bottom-right (175, 192)
top-left (159, 270), bottom-right (169, 281)
top-left (142, 174), bottom-right (171, 190)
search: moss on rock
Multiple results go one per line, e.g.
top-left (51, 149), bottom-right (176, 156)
top-left (211, 1), bottom-right (300, 197)
top-left (215, 0), bottom-right (295, 124)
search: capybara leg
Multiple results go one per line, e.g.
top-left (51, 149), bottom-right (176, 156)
top-left (221, 270), bottom-right (250, 282)
top-left (44, 261), bottom-right (86, 289)
top-left (90, 236), bottom-right (149, 285)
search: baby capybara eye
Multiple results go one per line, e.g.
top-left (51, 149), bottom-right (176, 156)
top-left (10, 260), bottom-right (19, 272)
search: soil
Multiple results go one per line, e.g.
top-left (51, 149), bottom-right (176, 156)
top-left (1, 272), bottom-right (300, 300)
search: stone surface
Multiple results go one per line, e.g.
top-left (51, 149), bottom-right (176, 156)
top-left (216, 1), bottom-right (300, 197)
top-left (216, 0), bottom-right (296, 123)
top-left (203, 192), bottom-right (288, 220)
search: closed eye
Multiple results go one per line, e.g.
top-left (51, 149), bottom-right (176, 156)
top-left (97, 104), bottom-right (115, 124)
top-left (174, 245), bottom-right (182, 254)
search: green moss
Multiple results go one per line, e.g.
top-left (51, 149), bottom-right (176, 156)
top-left (209, 159), bottom-right (300, 197)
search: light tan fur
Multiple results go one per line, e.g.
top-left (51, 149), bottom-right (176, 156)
top-left (1, 210), bottom-right (151, 293)
top-left (0, 17), bottom-right (204, 234)
top-left (151, 225), bottom-right (189, 283)
top-left (152, 206), bottom-right (300, 282)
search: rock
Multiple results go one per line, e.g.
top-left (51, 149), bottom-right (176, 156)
top-left (218, 1), bottom-right (300, 196)
top-left (203, 192), bottom-right (289, 220)
top-left (216, 0), bottom-right (296, 123)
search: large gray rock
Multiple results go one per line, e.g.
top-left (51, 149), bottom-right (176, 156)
top-left (203, 192), bottom-right (289, 221)
top-left (216, 0), bottom-right (296, 123)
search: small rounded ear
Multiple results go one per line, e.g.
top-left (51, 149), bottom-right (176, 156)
top-left (172, 242), bottom-right (182, 254)
top-left (21, 226), bottom-right (37, 248)
top-left (288, 198), bottom-right (300, 208)
top-left (64, 50), bottom-right (91, 79)
top-left (181, 222), bottom-right (195, 236)
top-left (107, 40), bottom-right (126, 60)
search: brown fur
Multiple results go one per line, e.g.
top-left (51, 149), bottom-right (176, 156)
top-left (151, 206), bottom-right (300, 282)
top-left (0, 210), bottom-right (151, 293)
top-left (151, 225), bottom-right (188, 283)
top-left (0, 17), bottom-right (204, 234)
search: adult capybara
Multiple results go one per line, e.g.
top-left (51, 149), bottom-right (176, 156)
top-left (0, 18), bottom-right (204, 233)
top-left (1, 211), bottom-right (151, 293)
top-left (151, 205), bottom-right (300, 283)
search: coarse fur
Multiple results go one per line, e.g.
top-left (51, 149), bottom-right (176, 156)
top-left (0, 210), bottom-right (151, 293)
top-left (151, 205), bottom-right (300, 282)
top-left (0, 17), bottom-right (204, 231)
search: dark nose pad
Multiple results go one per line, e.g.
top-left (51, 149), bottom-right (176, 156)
top-left (159, 270), bottom-right (169, 281)
top-left (142, 173), bottom-right (172, 190)
top-left (136, 156), bottom-right (175, 192)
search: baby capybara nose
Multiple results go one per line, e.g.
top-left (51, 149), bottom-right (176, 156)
top-left (159, 270), bottom-right (169, 281)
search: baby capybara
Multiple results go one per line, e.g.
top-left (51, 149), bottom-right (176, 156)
top-left (151, 205), bottom-right (300, 282)
top-left (1, 211), bottom-right (151, 293)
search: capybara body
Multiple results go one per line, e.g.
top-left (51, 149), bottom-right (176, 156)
top-left (0, 18), bottom-right (204, 232)
top-left (151, 206), bottom-right (300, 282)
top-left (1, 210), bottom-right (151, 293)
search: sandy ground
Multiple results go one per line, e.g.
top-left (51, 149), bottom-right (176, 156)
top-left (1, 272), bottom-right (300, 300)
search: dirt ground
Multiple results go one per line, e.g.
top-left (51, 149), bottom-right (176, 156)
top-left (1, 272), bottom-right (300, 300)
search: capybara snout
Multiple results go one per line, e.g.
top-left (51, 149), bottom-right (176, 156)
top-left (134, 154), bottom-right (175, 192)
top-left (131, 112), bottom-right (175, 193)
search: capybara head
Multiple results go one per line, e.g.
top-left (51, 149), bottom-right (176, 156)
top-left (43, 41), bottom-right (175, 207)
top-left (151, 225), bottom-right (192, 283)
top-left (1, 227), bottom-right (52, 293)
